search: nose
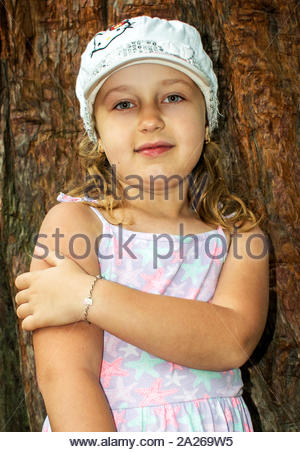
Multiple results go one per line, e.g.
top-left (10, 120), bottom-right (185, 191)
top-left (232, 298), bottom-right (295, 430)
top-left (138, 103), bottom-right (165, 133)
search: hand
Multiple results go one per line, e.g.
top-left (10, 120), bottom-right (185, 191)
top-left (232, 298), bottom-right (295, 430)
top-left (14, 247), bottom-right (96, 331)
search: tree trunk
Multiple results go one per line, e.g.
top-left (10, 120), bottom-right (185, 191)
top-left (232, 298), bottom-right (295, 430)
top-left (0, 0), bottom-right (298, 431)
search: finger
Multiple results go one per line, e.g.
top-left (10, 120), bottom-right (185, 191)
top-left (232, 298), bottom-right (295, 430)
top-left (16, 302), bottom-right (32, 320)
top-left (15, 288), bottom-right (31, 306)
top-left (15, 272), bottom-right (31, 290)
top-left (22, 313), bottom-right (46, 331)
top-left (21, 315), bottom-right (36, 331)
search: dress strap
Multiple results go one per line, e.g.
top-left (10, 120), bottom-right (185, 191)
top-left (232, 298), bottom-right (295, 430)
top-left (56, 192), bottom-right (111, 232)
top-left (56, 192), bottom-right (85, 203)
top-left (87, 205), bottom-right (111, 232)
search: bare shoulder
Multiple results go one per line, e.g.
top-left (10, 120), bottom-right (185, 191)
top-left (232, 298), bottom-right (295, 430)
top-left (41, 201), bottom-right (103, 234)
top-left (229, 221), bottom-right (269, 262)
top-left (31, 201), bottom-right (103, 274)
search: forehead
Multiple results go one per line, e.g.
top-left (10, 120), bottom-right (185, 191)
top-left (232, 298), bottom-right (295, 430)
top-left (100, 63), bottom-right (198, 91)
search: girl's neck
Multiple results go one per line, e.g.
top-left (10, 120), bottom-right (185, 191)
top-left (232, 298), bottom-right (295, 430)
top-left (119, 177), bottom-right (194, 220)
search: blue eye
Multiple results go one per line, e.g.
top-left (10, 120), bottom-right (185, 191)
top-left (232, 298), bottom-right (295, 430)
top-left (114, 101), bottom-right (134, 110)
top-left (114, 94), bottom-right (184, 111)
top-left (164, 94), bottom-right (184, 103)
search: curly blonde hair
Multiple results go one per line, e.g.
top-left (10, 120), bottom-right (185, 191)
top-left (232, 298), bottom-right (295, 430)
top-left (64, 134), bottom-right (265, 235)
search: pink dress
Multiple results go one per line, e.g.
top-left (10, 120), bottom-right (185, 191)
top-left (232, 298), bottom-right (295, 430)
top-left (42, 192), bottom-right (253, 432)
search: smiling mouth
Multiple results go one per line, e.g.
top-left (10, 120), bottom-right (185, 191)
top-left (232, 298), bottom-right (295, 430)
top-left (135, 145), bottom-right (174, 156)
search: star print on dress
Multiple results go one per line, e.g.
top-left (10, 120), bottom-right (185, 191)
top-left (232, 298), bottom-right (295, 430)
top-left (118, 343), bottom-right (140, 359)
top-left (209, 238), bottom-right (227, 265)
top-left (224, 407), bottom-right (233, 424)
top-left (193, 395), bottom-right (210, 408)
top-left (132, 245), bottom-right (154, 266)
top-left (125, 351), bottom-right (165, 379)
top-left (168, 362), bottom-right (184, 372)
top-left (101, 268), bottom-right (118, 281)
top-left (101, 358), bottom-right (129, 388)
top-left (167, 279), bottom-right (190, 298)
top-left (153, 404), bottom-right (181, 430)
top-left (127, 407), bottom-right (157, 430)
top-left (177, 402), bottom-right (204, 431)
top-left (116, 257), bottom-right (144, 287)
top-left (110, 377), bottom-right (140, 408)
top-left (113, 410), bottom-right (126, 429)
top-left (170, 248), bottom-right (185, 264)
top-left (243, 422), bottom-right (251, 432)
top-left (222, 369), bottom-right (235, 376)
top-left (140, 267), bottom-right (166, 292)
top-left (164, 371), bottom-right (187, 387)
top-left (180, 385), bottom-right (208, 402)
top-left (153, 243), bottom-right (177, 262)
top-left (136, 378), bottom-right (178, 407)
top-left (231, 397), bottom-right (239, 408)
top-left (186, 286), bottom-right (201, 299)
top-left (190, 369), bottom-right (222, 391)
top-left (180, 261), bottom-right (210, 285)
top-left (232, 416), bottom-right (244, 432)
top-left (104, 333), bottom-right (120, 357)
top-left (112, 234), bottom-right (136, 265)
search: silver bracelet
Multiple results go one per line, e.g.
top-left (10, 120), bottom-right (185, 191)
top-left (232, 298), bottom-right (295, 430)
top-left (83, 274), bottom-right (104, 323)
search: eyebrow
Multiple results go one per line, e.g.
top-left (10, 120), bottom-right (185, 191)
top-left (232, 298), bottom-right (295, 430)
top-left (101, 78), bottom-right (194, 101)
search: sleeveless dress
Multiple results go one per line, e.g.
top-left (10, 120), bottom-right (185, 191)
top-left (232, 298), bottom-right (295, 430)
top-left (42, 192), bottom-right (253, 432)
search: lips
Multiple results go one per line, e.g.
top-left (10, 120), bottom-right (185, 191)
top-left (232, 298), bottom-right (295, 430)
top-left (137, 147), bottom-right (172, 157)
top-left (136, 141), bottom-right (174, 152)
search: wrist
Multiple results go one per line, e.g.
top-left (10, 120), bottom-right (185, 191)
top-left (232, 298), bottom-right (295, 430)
top-left (82, 274), bottom-right (104, 324)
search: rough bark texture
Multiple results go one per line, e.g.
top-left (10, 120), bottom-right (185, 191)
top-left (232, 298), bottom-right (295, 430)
top-left (0, 0), bottom-right (299, 431)
top-left (193, 0), bottom-right (300, 432)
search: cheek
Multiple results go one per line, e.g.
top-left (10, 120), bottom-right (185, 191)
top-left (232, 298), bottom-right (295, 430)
top-left (100, 115), bottom-right (132, 141)
top-left (102, 141), bottom-right (132, 168)
top-left (178, 105), bottom-right (205, 133)
top-left (98, 123), bottom-right (124, 152)
top-left (179, 115), bottom-right (205, 146)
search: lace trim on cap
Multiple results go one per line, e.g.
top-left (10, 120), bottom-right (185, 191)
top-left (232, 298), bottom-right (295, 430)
top-left (80, 40), bottom-right (219, 142)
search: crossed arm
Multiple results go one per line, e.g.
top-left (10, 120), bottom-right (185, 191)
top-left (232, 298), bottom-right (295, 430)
top-left (30, 203), bottom-right (116, 432)
top-left (86, 221), bottom-right (269, 371)
top-left (20, 202), bottom-right (269, 429)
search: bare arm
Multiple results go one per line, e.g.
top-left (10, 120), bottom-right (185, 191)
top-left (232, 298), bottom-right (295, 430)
top-left (87, 223), bottom-right (269, 371)
top-left (32, 203), bottom-right (116, 432)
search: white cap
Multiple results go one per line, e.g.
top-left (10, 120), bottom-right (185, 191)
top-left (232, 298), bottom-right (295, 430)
top-left (76, 16), bottom-right (220, 142)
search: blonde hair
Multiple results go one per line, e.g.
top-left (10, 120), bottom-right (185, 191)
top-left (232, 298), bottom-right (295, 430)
top-left (64, 135), bottom-right (265, 235)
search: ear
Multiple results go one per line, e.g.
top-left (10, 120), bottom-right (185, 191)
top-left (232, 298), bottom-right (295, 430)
top-left (97, 139), bottom-right (105, 153)
top-left (204, 125), bottom-right (210, 143)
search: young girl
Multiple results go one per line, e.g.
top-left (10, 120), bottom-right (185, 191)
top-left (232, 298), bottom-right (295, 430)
top-left (14, 16), bottom-right (269, 432)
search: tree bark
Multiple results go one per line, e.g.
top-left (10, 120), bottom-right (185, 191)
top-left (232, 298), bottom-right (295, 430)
top-left (0, 0), bottom-right (298, 431)
top-left (195, 0), bottom-right (299, 431)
